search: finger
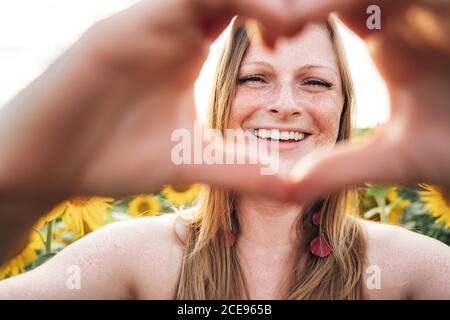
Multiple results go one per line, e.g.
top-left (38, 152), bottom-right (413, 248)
top-left (184, 161), bottom-right (290, 201)
top-left (287, 0), bottom-right (389, 39)
top-left (245, 19), bottom-right (278, 50)
top-left (288, 134), bottom-right (406, 204)
top-left (175, 136), bottom-right (291, 201)
top-left (192, 0), bottom-right (293, 40)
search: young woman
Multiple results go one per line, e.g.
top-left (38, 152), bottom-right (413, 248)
top-left (1, 16), bottom-right (449, 300)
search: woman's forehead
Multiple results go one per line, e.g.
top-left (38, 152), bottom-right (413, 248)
top-left (241, 24), bottom-right (339, 73)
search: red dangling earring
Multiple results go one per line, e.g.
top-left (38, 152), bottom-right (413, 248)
top-left (309, 210), bottom-right (332, 258)
top-left (312, 210), bottom-right (322, 226)
top-left (310, 234), bottom-right (332, 257)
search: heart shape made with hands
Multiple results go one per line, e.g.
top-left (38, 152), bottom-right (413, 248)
top-left (190, 0), bottom-right (450, 204)
top-left (83, 0), bottom-right (450, 203)
top-left (1, 0), bottom-right (449, 205)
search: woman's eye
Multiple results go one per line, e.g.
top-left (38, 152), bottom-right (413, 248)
top-left (238, 75), bottom-right (266, 84)
top-left (303, 78), bottom-right (332, 89)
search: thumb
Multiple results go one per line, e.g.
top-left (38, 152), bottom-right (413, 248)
top-left (175, 132), bottom-right (290, 201)
top-left (288, 134), bottom-right (404, 203)
top-left (287, 0), bottom-right (392, 39)
top-left (187, 161), bottom-right (290, 201)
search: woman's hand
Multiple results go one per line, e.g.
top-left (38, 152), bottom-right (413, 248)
top-left (0, 0), bottom-right (295, 264)
top-left (0, 0), bottom-right (292, 202)
top-left (289, 0), bottom-right (450, 203)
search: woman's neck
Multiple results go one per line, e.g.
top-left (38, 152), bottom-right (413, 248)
top-left (235, 195), bottom-right (303, 250)
top-left (234, 196), bottom-right (304, 299)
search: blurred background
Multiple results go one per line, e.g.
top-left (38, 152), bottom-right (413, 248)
top-left (0, 1), bottom-right (448, 279)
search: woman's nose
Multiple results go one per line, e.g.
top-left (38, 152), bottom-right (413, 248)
top-left (266, 83), bottom-right (302, 119)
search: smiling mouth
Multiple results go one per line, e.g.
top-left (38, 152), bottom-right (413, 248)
top-left (247, 128), bottom-right (310, 142)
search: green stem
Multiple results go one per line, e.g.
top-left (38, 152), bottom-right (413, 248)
top-left (45, 220), bottom-right (53, 254)
top-left (32, 227), bottom-right (46, 246)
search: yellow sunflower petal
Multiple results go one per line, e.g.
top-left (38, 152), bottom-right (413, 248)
top-left (61, 197), bottom-right (113, 238)
top-left (35, 203), bottom-right (67, 228)
top-left (420, 184), bottom-right (450, 229)
top-left (128, 195), bottom-right (161, 217)
top-left (161, 184), bottom-right (200, 207)
top-left (0, 231), bottom-right (44, 279)
top-left (386, 187), bottom-right (410, 225)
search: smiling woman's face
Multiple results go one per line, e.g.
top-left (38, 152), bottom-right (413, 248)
top-left (229, 24), bottom-right (344, 174)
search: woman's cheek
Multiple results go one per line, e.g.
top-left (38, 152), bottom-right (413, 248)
top-left (230, 89), bottom-right (263, 129)
top-left (306, 92), bottom-right (343, 146)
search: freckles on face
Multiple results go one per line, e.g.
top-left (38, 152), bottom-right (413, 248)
top-left (307, 90), bottom-right (343, 147)
top-left (229, 23), bottom-right (345, 166)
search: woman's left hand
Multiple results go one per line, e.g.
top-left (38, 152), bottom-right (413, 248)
top-left (288, 0), bottom-right (450, 203)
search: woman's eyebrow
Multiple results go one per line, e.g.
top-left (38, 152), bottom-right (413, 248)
top-left (298, 64), bottom-right (339, 76)
top-left (240, 61), bottom-right (339, 76)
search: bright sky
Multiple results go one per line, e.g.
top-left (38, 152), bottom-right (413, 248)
top-left (0, 0), bottom-right (389, 128)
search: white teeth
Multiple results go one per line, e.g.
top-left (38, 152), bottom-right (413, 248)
top-left (250, 129), bottom-right (307, 141)
top-left (280, 131), bottom-right (290, 140)
top-left (289, 132), bottom-right (295, 140)
top-left (259, 129), bottom-right (268, 139)
top-left (271, 130), bottom-right (280, 140)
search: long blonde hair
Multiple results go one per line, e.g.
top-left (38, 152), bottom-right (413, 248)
top-left (176, 16), bottom-right (366, 300)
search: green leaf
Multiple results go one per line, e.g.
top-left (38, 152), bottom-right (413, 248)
top-left (397, 186), bottom-right (421, 202)
top-left (31, 252), bottom-right (56, 269)
top-left (405, 202), bottom-right (428, 217)
top-left (366, 185), bottom-right (390, 202)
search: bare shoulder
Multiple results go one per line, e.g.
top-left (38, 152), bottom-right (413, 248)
top-left (359, 219), bottom-right (450, 299)
top-left (0, 211), bottom-right (190, 299)
top-left (60, 210), bottom-right (189, 299)
top-left (111, 211), bottom-right (191, 299)
top-left (67, 209), bottom-right (192, 299)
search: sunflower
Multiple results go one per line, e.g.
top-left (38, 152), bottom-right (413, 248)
top-left (45, 197), bottom-right (113, 239)
top-left (35, 209), bottom-right (64, 229)
top-left (161, 184), bottom-right (201, 207)
top-left (387, 187), bottom-right (411, 224)
top-left (128, 195), bottom-right (161, 217)
top-left (420, 184), bottom-right (450, 229)
top-left (0, 230), bottom-right (44, 279)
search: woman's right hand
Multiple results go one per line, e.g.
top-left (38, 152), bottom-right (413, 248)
top-left (0, 0), bottom-right (292, 202)
top-left (0, 0), bottom-right (294, 264)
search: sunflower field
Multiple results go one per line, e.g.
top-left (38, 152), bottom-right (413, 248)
top-left (1, 129), bottom-right (449, 280)
top-left (0, 184), bottom-right (201, 279)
